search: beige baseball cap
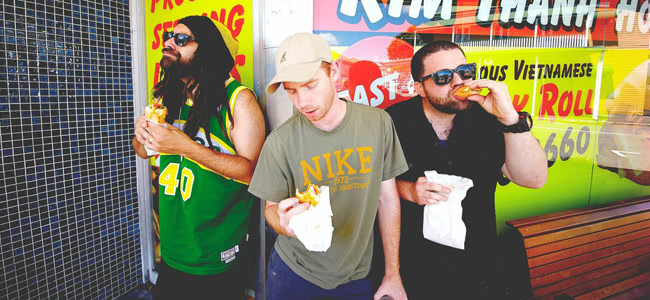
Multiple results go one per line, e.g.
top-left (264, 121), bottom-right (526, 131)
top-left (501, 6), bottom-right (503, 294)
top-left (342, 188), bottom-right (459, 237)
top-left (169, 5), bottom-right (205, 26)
top-left (266, 32), bottom-right (333, 94)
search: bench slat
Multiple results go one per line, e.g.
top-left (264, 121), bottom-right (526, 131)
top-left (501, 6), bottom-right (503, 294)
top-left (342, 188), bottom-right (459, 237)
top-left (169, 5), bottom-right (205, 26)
top-left (524, 212), bottom-right (650, 249)
top-left (529, 227), bottom-right (650, 268)
top-left (603, 281), bottom-right (650, 300)
top-left (507, 197), bottom-right (650, 229)
top-left (530, 238), bottom-right (650, 284)
top-left (539, 264), bottom-right (650, 299)
top-left (574, 271), bottom-right (650, 300)
top-left (521, 202), bottom-right (650, 237)
top-left (533, 255), bottom-right (650, 298)
top-left (520, 204), bottom-right (650, 243)
top-left (526, 219), bottom-right (650, 258)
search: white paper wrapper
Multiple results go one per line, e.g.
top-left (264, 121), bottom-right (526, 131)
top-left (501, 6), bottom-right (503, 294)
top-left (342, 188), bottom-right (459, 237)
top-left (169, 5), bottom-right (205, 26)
top-left (144, 145), bottom-right (158, 157)
top-left (144, 119), bottom-right (167, 156)
top-left (288, 186), bottom-right (333, 252)
top-left (422, 171), bottom-right (474, 250)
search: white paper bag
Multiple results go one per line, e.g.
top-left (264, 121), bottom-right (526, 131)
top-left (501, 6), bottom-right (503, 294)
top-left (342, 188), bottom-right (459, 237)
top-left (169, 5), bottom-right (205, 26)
top-left (144, 120), bottom-right (167, 156)
top-left (422, 171), bottom-right (474, 250)
top-left (144, 145), bottom-right (158, 156)
top-left (288, 186), bottom-right (333, 252)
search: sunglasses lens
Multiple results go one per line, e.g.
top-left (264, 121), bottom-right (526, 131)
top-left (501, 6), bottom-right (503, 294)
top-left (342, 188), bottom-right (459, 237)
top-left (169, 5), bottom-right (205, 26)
top-left (175, 35), bottom-right (188, 46)
top-left (162, 31), bottom-right (172, 42)
top-left (457, 64), bottom-right (475, 79)
top-left (163, 32), bottom-right (193, 47)
top-left (433, 70), bottom-right (453, 85)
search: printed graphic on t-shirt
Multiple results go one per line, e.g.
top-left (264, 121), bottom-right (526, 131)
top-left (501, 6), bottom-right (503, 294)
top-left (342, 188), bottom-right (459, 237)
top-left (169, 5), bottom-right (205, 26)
top-left (299, 146), bottom-right (373, 194)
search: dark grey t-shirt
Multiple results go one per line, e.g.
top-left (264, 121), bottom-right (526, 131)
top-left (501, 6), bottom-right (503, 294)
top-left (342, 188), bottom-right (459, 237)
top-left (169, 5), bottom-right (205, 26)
top-left (249, 100), bottom-right (408, 289)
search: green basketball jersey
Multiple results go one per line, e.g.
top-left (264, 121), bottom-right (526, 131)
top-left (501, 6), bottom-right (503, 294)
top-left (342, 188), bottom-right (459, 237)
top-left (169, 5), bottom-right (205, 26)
top-left (158, 77), bottom-right (255, 275)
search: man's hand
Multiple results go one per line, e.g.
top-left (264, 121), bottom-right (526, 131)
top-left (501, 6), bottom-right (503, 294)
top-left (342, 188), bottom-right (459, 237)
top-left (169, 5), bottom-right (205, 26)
top-left (276, 198), bottom-right (310, 237)
top-left (374, 273), bottom-right (407, 300)
top-left (132, 113), bottom-right (153, 158)
top-left (145, 121), bottom-right (195, 156)
top-left (134, 113), bottom-right (150, 146)
top-left (465, 79), bottom-right (519, 126)
top-left (410, 177), bottom-right (451, 205)
top-left (463, 80), bottom-right (547, 188)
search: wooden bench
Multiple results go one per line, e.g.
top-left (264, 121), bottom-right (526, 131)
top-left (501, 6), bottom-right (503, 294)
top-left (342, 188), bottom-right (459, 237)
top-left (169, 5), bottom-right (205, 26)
top-left (506, 196), bottom-right (650, 300)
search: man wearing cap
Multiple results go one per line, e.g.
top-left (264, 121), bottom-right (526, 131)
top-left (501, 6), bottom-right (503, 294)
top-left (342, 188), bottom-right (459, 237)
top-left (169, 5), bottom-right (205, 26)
top-left (132, 15), bottom-right (265, 299)
top-left (248, 33), bottom-right (408, 300)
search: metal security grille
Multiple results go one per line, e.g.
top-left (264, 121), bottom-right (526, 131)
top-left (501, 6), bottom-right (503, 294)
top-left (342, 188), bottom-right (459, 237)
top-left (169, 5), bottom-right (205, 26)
top-left (0, 0), bottom-right (141, 299)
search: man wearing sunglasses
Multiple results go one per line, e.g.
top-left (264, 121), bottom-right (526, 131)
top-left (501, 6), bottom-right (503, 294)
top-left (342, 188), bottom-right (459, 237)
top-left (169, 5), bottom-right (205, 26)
top-left (386, 41), bottom-right (547, 299)
top-left (132, 16), bottom-right (265, 299)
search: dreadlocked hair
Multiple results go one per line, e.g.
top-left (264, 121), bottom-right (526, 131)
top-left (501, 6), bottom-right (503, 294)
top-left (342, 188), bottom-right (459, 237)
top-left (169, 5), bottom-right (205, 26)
top-left (152, 47), bottom-right (233, 150)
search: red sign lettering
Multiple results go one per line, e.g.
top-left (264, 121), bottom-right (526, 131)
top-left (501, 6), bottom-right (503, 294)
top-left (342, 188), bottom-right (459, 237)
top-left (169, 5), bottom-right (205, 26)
top-left (539, 83), bottom-right (593, 120)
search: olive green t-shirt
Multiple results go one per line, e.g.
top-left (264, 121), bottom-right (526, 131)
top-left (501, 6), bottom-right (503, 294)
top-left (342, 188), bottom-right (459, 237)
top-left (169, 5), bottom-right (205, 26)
top-left (248, 100), bottom-right (408, 289)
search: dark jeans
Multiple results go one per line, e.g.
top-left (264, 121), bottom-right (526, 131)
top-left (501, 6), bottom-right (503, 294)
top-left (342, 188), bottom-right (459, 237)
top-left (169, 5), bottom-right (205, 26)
top-left (153, 260), bottom-right (245, 300)
top-left (267, 249), bottom-right (373, 300)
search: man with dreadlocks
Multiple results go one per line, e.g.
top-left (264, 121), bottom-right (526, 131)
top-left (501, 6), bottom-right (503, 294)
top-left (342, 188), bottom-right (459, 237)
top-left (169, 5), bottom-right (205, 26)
top-left (132, 16), bottom-right (265, 299)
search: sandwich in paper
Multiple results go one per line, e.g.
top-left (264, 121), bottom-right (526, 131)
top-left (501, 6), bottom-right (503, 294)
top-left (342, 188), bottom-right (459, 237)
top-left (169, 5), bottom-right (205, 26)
top-left (145, 100), bottom-right (168, 124)
top-left (289, 184), bottom-right (333, 252)
top-left (144, 100), bottom-right (168, 156)
top-left (296, 184), bottom-right (321, 206)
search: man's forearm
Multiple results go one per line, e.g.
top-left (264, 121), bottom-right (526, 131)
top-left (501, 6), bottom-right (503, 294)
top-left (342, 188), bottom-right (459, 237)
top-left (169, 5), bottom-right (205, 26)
top-left (379, 179), bottom-right (402, 276)
top-left (503, 132), bottom-right (548, 188)
top-left (265, 202), bottom-right (290, 236)
top-left (183, 141), bottom-right (256, 183)
top-left (379, 204), bottom-right (401, 276)
top-left (395, 180), bottom-right (415, 203)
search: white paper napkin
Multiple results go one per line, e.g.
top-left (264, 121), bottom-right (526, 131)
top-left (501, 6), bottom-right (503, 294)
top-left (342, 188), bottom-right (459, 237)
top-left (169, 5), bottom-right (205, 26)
top-left (288, 186), bottom-right (333, 252)
top-left (144, 119), bottom-right (167, 156)
top-left (422, 171), bottom-right (474, 250)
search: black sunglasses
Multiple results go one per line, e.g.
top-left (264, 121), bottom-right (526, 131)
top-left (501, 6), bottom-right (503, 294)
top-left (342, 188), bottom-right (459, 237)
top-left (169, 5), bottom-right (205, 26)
top-left (420, 63), bottom-right (476, 85)
top-left (163, 31), bottom-right (196, 47)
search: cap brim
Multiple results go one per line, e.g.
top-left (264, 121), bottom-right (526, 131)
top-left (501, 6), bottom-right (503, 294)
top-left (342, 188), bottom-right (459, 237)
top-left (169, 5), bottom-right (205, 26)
top-left (266, 61), bottom-right (322, 95)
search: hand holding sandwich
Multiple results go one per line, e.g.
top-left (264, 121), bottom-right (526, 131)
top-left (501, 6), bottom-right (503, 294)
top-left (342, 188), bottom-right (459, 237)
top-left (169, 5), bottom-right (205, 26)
top-left (133, 113), bottom-right (152, 157)
top-left (133, 100), bottom-right (172, 157)
top-left (133, 113), bottom-right (169, 158)
top-left (272, 198), bottom-right (310, 238)
top-left (144, 122), bottom-right (198, 156)
top-left (462, 79), bottom-right (519, 126)
top-left (267, 184), bottom-right (324, 238)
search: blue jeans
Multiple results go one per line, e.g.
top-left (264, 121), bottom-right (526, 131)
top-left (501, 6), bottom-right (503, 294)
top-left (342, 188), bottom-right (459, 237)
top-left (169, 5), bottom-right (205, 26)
top-left (267, 249), bottom-right (373, 300)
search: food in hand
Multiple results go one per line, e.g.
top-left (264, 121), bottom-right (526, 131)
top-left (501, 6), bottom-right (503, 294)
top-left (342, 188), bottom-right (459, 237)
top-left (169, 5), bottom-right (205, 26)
top-left (296, 184), bottom-right (320, 206)
top-left (289, 186), bottom-right (332, 252)
top-left (453, 86), bottom-right (482, 100)
top-left (145, 101), bottom-right (168, 124)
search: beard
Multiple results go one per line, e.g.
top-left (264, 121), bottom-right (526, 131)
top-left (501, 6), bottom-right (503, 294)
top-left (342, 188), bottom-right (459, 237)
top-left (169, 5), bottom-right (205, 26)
top-left (160, 48), bottom-right (192, 78)
top-left (424, 89), bottom-right (472, 114)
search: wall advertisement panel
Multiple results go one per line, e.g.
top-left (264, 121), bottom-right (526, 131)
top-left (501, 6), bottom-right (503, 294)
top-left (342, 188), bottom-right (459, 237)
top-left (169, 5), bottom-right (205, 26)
top-left (145, 0), bottom-right (254, 91)
top-left (314, 0), bottom-right (650, 235)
